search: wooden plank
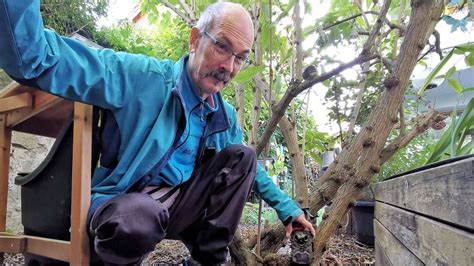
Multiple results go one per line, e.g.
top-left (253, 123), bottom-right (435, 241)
top-left (374, 219), bottom-right (423, 266)
top-left (374, 240), bottom-right (391, 266)
top-left (0, 118), bottom-right (12, 263)
top-left (6, 90), bottom-right (63, 128)
top-left (0, 115), bottom-right (12, 232)
top-left (375, 202), bottom-right (474, 265)
top-left (0, 235), bottom-right (26, 253)
top-left (25, 235), bottom-right (70, 262)
top-left (70, 103), bottom-right (92, 265)
top-left (0, 93), bottom-right (32, 113)
top-left (12, 100), bottom-right (73, 138)
top-left (374, 157), bottom-right (473, 230)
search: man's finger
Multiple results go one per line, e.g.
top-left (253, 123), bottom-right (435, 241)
top-left (285, 223), bottom-right (293, 238)
top-left (297, 215), bottom-right (316, 236)
top-left (307, 221), bottom-right (316, 236)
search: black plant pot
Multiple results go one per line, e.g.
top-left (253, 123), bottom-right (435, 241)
top-left (352, 200), bottom-right (375, 246)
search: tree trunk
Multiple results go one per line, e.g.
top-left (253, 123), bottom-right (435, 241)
top-left (311, 0), bottom-right (445, 259)
top-left (256, 0), bottom-right (445, 261)
top-left (249, 1), bottom-right (263, 150)
top-left (279, 116), bottom-right (308, 206)
top-left (236, 83), bottom-right (246, 127)
top-left (229, 229), bottom-right (257, 265)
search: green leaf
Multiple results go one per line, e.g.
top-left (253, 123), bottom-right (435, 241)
top-left (462, 87), bottom-right (474, 93)
top-left (260, 21), bottom-right (270, 52)
top-left (447, 79), bottom-right (463, 94)
top-left (445, 66), bottom-right (457, 79)
top-left (454, 42), bottom-right (474, 53)
top-left (465, 52), bottom-right (474, 66)
top-left (457, 139), bottom-right (474, 156)
top-left (418, 49), bottom-right (454, 96)
top-left (426, 123), bottom-right (454, 163)
top-left (418, 60), bottom-right (428, 67)
top-left (428, 97), bottom-right (474, 163)
top-left (233, 65), bottom-right (265, 83)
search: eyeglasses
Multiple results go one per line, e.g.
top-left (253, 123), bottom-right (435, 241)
top-left (202, 31), bottom-right (252, 68)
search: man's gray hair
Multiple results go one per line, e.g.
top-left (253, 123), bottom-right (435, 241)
top-left (195, 2), bottom-right (227, 32)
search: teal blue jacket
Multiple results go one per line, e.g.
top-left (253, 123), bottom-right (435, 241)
top-left (0, 0), bottom-right (302, 223)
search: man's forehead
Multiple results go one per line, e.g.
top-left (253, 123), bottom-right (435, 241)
top-left (218, 34), bottom-right (252, 54)
top-left (214, 21), bottom-right (253, 53)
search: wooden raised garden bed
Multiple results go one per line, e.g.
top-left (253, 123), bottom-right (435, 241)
top-left (374, 155), bottom-right (473, 265)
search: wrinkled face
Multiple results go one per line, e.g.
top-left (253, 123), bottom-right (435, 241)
top-left (188, 8), bottom-right (254, 98)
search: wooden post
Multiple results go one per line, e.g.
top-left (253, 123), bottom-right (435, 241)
top-left (0, 114), bottom-right (12, 264)
top-left (70, 103), bottom-right (92, 265)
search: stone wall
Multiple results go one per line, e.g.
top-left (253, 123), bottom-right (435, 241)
top-left (0, 70), bottom-right (12, 91)
top-left (7, 133), bottom-right (54, 233)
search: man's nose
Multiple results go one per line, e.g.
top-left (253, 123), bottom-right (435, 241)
top-left (219, 55), bottom-right (236, 74)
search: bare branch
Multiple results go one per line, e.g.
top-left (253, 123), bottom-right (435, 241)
top-left (346, 63), bottom-right (370, 142)
top-left (417, 46), bottom-right (434, 62)
top-left (178, 0), bottom-right (196, 24)
top-left (399, 105), bottom-right (406, 135)
top-left (380, 110), bottom-right (445, 163)
top-left (433, 30), bottom-right (443, 60)
top-left (294, 0), bottom-right (303, 80)
top-left (362, 0), bottom-right (392, 56)
top-left (383, 18), bottom-right (406, 33)
top-left (321, 11), bottom-right (379, 31)
top-left (161, 0), bottom-right (194, 26)
top-left (255, 53), bottom-right (377, 155)
top-left (354, 0), bottom-right (370, 29)
top-left (380, 54), bottom-right (395, 72)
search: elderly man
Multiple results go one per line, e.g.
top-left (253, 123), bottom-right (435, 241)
top-left (0, 1), bottom-right (314, 264)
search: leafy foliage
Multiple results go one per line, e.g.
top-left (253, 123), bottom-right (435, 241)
top-left (373, 135), bottom-right (436, 182)
top-left (40, 0), bottom-right (109, 36)
top-left (418, 43), bottom-right (474, 96)
top-left (427, 98), bottom-right (474, 163)
top-left (94, 14), bottom-right (189, 61)
top-left (94, 23), bottom-right (158, 56)
top-left (240, 202), bottom-right (279, 225)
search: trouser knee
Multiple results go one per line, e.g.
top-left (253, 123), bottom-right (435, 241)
top-left (220, 144), bottom-right (256, 168)
top-left (89, 193), bottom-right (168, 264)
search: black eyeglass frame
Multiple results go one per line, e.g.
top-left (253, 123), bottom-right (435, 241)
top-left (201, 31), bottom-right (253, 67)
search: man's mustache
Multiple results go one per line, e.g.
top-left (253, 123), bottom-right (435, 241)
top-left (204, 69), bottom-right (230, 83)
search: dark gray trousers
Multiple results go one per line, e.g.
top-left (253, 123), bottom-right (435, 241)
top-left (89, 144), bottom-right (257, 265)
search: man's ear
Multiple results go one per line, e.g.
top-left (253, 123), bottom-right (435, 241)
top-left (189, 27), bottom-right (201, 53)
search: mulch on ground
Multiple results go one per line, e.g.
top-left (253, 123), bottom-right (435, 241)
top-left (2, 227), bottom-right (374, 265)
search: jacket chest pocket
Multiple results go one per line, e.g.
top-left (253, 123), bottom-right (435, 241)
top-left (174, 132), bottom-right (201, 165)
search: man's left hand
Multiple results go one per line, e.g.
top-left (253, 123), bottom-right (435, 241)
top-left (285, 213), bottom-right (316, 238)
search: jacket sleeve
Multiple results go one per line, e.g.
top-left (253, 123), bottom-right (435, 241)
top-left (225, 104), bottom-right (303, 223)
top-left (0, 0), bottom-right (161, 110)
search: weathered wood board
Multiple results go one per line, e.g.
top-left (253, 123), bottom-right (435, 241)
top-left (374, 220), bottom-right (423, 266)
top-left (375, 202), bottom-right (474, 265)
top-left (375, 157), bottom-right (473, 230)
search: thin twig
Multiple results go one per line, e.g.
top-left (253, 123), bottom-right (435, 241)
top-left (178, 0), bottom-right (196, 24)
top-left (433, 30), bottom-right (443, 60)
top-left (161, 0), bottom-right (193, 26)
top-left (399, 105), bottom-right (406, 136)
top-left (354, 0), bottom-right (370, 30)
top-left (362, 0), bottom-right (391, 56)
top-left (380, 110), bottom-right (445, 163)
top-left (322, 11), bottom-right (379, 31)
top-left (346, 63), bottom-right (370, 142)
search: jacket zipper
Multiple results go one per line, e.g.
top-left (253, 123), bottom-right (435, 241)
top-left (175, 103), bottom-right (201, 149)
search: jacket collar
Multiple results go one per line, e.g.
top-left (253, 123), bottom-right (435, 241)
top-left (173, 55), bottom-right (230, 135)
